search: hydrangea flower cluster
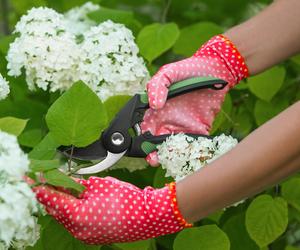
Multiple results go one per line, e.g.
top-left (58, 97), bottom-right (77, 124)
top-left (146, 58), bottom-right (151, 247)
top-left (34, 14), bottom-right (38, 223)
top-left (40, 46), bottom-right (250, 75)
top-left (0, 131), bottom-right (40, 249)
top-left (6, 4), bottom-right (149, 100)
top-left (0, 73), bottom-right (10, 100)
top-left (79, 21), bottom-right (149, 100)
top-left (6, 7), bottom-right (80, 92)
top-left (157, 133), bottom-right (238, 181)
top-left (64, 2), bottom-right (100, 35)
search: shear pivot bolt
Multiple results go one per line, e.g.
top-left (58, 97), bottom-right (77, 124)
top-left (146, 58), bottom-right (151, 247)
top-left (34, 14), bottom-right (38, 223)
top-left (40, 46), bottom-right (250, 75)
top-left (111, 132), bottom-right (125, 146)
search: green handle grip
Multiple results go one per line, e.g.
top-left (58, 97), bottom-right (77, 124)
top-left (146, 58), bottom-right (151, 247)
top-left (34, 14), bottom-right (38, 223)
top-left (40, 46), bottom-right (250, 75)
top-left (141, 141), bottom-right (157, 155)
top-left (139, 76), bottom-right (228, 104)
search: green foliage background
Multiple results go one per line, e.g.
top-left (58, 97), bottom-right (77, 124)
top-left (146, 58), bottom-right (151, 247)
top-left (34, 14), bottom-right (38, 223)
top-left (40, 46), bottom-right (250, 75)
top-left (1, 0), bottom-right (300, 249)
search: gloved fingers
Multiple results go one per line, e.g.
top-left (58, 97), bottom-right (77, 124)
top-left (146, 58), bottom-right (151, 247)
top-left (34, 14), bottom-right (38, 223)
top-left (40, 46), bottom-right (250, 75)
top-left (33, 185), bottom-right (80, 213)
top-left (147, 73), bottom-right (170, 110)
top-left (146, 57), bottom-right (204, 110)
top-left (146, 151), bottom-right (160, 167)
top-left (141, 88), bottom-right (229, 136)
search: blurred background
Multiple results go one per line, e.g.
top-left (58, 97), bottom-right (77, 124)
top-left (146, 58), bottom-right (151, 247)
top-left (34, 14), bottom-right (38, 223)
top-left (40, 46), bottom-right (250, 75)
top-left (0, 0), bottom-right (272, 34)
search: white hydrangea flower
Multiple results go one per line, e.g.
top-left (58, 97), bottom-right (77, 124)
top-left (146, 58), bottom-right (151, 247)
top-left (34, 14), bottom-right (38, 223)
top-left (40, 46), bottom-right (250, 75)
top-left (79, 20), bottom-right (149, 100)
top-left (7, 7), bottom-right (81, 92)
top-left (0, 131), bottom-right (29, 181)
top-left (0, 183), bottom-right (40, 249)
top-left (157, 133), bottom-right (238, 181)
top-left (64, 2), bottom-right (100, 35)
top-left (212, 133), bottom-right (238, 160)
top-left (0, 74), bottom-right (10, 100)
top-left (6, 7), bottom-right (149, 100)
top-left (0, 131), bottom-right (40, 249)
top-left (14, 7), bottom-right (67, 37)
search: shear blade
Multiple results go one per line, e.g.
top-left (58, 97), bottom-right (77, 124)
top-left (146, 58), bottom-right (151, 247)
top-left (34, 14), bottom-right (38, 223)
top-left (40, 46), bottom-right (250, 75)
top-left (76, 150), bottom-right (126, 174)
top-left (58, 139), bottom-right (108, 161)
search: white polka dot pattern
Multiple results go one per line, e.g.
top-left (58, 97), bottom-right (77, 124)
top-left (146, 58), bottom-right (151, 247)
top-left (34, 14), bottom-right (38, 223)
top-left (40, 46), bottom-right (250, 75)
top-left (34, 177), bottom-right (190, 245)
top-left (141, 35), bottom-right (248, 166)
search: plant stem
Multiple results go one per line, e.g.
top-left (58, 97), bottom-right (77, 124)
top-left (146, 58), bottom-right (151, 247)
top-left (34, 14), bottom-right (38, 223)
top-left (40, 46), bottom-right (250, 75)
top-left (67, 163), bottom-right (94, 176)
top-left (161, 0), bottom-right (172, 23)
top-left (68, 145), bottom-right (74, 172)
top-left (1, 0), bottom-right (10, 35)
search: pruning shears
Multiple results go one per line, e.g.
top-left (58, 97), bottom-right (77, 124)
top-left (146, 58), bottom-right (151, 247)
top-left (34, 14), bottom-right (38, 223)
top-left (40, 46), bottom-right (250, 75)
top-left (58, 76), bottom-right (228, 174)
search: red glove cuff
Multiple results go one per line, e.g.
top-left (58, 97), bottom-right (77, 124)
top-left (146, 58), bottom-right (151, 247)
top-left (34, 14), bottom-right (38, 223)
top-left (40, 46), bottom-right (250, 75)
top-left (167, 182), bottom-right (193, 228)
top-left (194, 34), bottom-right (249, 86)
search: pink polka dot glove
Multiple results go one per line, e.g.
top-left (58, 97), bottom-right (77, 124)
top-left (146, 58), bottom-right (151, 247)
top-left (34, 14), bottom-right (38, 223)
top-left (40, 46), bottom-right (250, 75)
top-left (34, 177), bottom-right (191, 245)
top-left (141, 34), bottom-right (249, 166)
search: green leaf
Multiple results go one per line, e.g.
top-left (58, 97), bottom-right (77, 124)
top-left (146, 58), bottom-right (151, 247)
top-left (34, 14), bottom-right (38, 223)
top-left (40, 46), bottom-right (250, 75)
top-left (248, 67), bottom-right (286, 102)
top-left (234, 81), bottom-right (248, 90)
top-left (114, 239), bottom-right (153, 250)
top-left (285, 246), bottom-right (300, 250)
top-left (18, 128), bottom-right (43, 147)
top-left (156, 234), bottom-right (176, 250)
top-left (254, 98), bottom-right (289, 126)
top-left (42, 219), bottom-right (101, 250)
top-left (173, 22), bottom-right (223, 57)
top-left (111, 156), bottom-right (148, 172)
top-left (0, 98), bottom-right (48, 123)
top-left (282, 177), bottom-right (300, 212)
top-left (88, 7), bottom-right (133, 24)
top-left (245, 195), bottom-right (288, 247)
top-left (205, 210), bottom-right (224, 224)
top-left (232, 107), bottom-right (253, 138)
top-left (103, 95), bottom-right (131, 123)
top-left (88, 7), bottom-right (141, 34)
top-left (29, 159), bottom-right (60, 172)
top-left (153, 167), bottom-right (173, 188)
top-left (173, 225), bottom-right (230, 250)
top-left (0, 116), bottom-right (28, 136)
top-left (44, 169), bottom-right (85, 193)
top-left (29, 133), bottom-right (59, 160)
top-left (210, 94), bottom-right (232, 134)
top-left (42, 219), bottom-right (71, 250)
top-left (46, 81), bottom-right (107, 147)
top-left (291, 54), bottom-right (300, 66)
top-left (288, 206), bottom-right (300, 222)
top-left (222, 213), bottom-right (259, 250)
top-left (137, 23), bottom-right (180, 63)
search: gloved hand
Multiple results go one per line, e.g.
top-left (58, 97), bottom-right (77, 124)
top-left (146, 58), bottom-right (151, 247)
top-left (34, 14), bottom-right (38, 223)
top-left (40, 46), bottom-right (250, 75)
top-left (34, 177), bottom-right (191, 245)
top-left (141, 34), bottom-right (249, 165)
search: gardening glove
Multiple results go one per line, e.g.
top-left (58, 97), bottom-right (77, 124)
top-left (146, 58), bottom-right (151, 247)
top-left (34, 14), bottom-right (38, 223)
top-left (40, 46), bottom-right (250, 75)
top-left (34, 176), bottom-right (191, 245)
top-left (141, 34), bottom-right (249, 166)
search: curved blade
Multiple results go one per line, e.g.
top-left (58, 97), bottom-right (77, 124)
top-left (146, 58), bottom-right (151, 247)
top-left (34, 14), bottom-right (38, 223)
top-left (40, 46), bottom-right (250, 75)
top-left (76, 150), bottom-right (126, 174)
top-left (58, 139), bottom-right (108, 161)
